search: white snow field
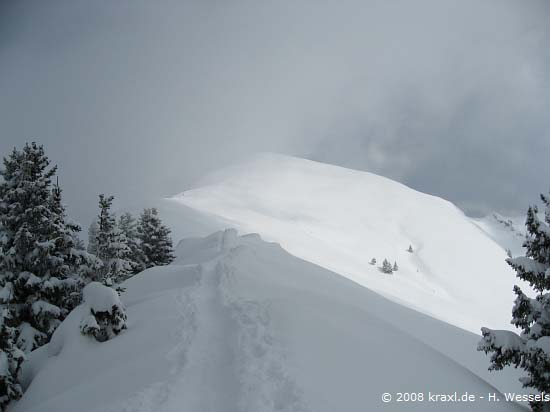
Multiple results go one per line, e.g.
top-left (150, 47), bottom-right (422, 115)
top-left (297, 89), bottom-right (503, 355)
top-left (168, 153), bottom-right (521, 333)
top-left (14, 230), bottom-right (526, 412)
top-left (470, 213), bottom-right (526, 259)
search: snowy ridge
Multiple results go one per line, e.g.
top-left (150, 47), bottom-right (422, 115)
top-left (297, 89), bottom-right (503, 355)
top-left (219, 260), bottom-right (306, 412)
top-left (173, 229), bottom-right (307, 412)
top-left (168, 153), bottom-right (519, 332)
top-left (15, 230), bottom-right (309, 412)
top-left (15, 229), bottom-right (526, 411)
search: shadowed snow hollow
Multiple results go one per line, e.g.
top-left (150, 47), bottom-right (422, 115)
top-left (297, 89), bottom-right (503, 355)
top-left (168, 153), bottom-right (519, 333)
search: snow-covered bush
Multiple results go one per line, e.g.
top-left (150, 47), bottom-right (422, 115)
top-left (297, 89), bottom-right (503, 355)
top-left (407, 245), bottom-right (413, 253)
top-left (79, 282), bottom-right (127, 342)
top-left (381, 259), bottom-right (393, 274)
top-left (478, 193), bottom-right (550, 412)
top-left (369, 258), bottom-right (376, 265)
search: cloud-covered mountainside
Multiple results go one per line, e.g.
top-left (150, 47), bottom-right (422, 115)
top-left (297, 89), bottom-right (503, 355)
top-left (16, 230), bottom-right (525, 412)
top-left (169, 153), bottom-right (520, 333)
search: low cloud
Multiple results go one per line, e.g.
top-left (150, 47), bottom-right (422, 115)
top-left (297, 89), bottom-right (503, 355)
top-left (0, 0), bottom-right (548, 223)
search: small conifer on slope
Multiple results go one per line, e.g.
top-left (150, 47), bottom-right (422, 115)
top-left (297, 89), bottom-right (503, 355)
top-left (381, 259), bottom-right (393, 274)
top-left (94, 195), bottom-right (132, 286)
top-left (118, 212), bottom-right (144, 274)
top-left (478, 192), bottom-right (550, 412)
top-left (138, 208), bottom-right (175, 269)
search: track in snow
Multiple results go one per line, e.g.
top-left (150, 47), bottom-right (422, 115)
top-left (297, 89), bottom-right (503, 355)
top-left (164, 261), bottom-right (240, 412)
top-left (57, 232), bottom-right (306, 412)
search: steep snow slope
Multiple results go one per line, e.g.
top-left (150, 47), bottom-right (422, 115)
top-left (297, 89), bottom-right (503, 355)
top-left (15, 230), bottom-right (526, 412)
top-left (168, 153), bottom-right (519, 333)
top-left (470, 213), bottom-right (526, 258)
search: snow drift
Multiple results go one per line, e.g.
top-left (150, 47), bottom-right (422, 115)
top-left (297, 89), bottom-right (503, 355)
top-left (168, 153), bottom-right (520, 333)
top-left (15, 230), bottom-right (525, 412)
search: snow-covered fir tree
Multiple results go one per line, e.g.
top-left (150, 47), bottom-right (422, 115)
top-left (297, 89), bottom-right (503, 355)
top-left (137, 208), bottom-right (175, 269)
top-left (381, 259), bottom-right (393, 274)
top-left (408, 245), bottom-right (413, 253)
top-left (478, 193), bottom-right (550, 412)
top-left (50, 182), bottom-right (101, 290)
top-left (370, 258), bottom-right (376, 265)
top-left (94, 195), bottom-right (132, 286)
top-left (118, 212), bottom-right (144, 274)
top-left (87, 220), bottom-right (99, 256)
top-left (0, 309), bottom-right (24, 412)
top-left (0, 143), bottom-right (87, 352)
top-left (393, 261), bottom-right (398, 272)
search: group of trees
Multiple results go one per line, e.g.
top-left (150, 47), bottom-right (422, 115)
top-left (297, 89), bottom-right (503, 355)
top-left (0, 143), bottom-right (174, 410)
top-left (382, 259), bottom-right (399, 274)
top-left (381, 259), bottom-right (398, 274)
top-left (369, 245), bottom-right (411, 275)
top-left (369, 257), bottom-right (398, 274)
top-left (87, 196), bottom-right (174, 287)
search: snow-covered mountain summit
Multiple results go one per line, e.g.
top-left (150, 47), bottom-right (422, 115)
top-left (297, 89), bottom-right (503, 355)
top-left (168, 153), bottom-right (519, 333)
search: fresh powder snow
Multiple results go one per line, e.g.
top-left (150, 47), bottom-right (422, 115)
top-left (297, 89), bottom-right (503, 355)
top-left (168, 153), bottom-right (521, 333)
top-left (14, 230), bottom-right (526, 412)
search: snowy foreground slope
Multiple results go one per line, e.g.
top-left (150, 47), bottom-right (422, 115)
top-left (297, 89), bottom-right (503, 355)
top-left (14, 230), bottom-right (526, 412)
top-left (168, 153), bottom-right (519, 333)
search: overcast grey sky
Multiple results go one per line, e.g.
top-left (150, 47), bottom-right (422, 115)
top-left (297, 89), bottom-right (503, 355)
top-left (1, 0), bottom-right (549, 226)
